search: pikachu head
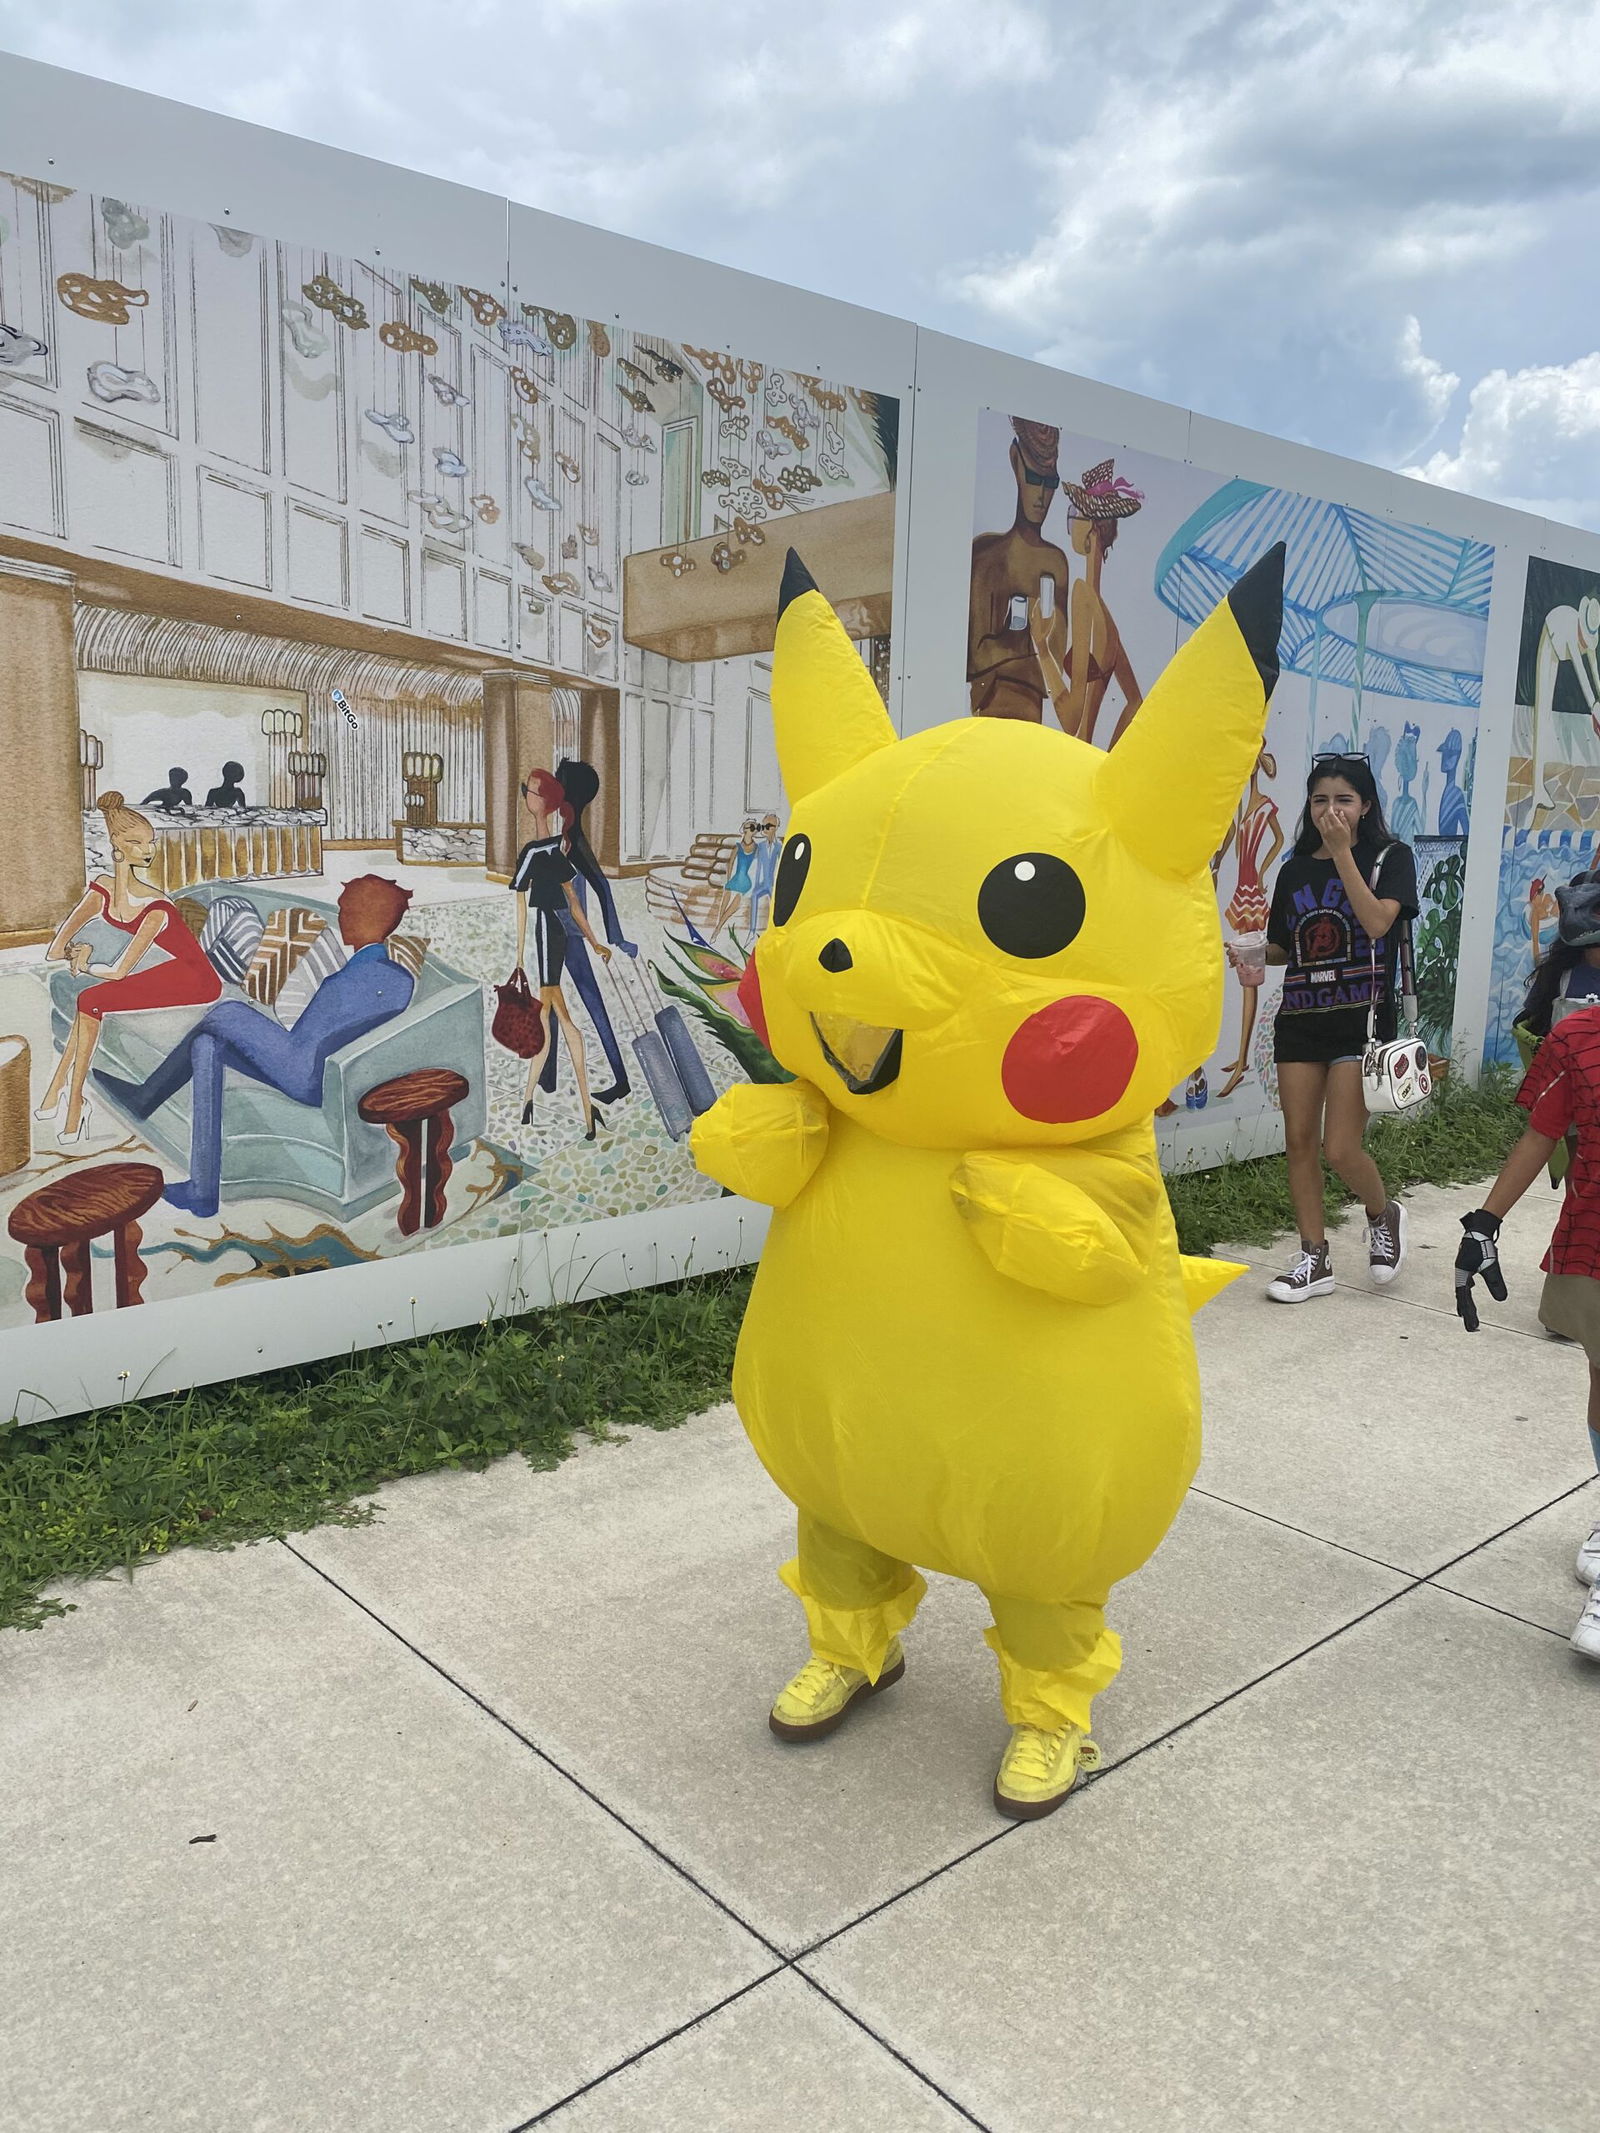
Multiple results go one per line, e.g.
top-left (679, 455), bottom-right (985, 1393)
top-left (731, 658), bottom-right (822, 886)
top-left (749, 546), bottom-right (1285, 1150)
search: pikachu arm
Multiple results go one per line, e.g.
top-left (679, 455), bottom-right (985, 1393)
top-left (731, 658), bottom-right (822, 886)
top-left (689, 1080), bottom-right (831, 1209)
top-left (950, 1150), bottom-right (1147, 1306)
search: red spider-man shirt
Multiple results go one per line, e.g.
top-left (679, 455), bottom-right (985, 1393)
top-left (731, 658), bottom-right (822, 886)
top-left (1518, 1004), bottom-right (1600, 1276)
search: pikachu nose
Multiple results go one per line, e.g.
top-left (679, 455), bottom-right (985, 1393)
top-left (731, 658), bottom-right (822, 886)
top-left (818, 938), bottom-right (854, 973)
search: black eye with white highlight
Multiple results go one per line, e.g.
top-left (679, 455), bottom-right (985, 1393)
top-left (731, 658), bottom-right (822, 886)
top-left (771, 833), bottom-right (812, 927)
top-left (977, 852), bottom-right (1086, 959)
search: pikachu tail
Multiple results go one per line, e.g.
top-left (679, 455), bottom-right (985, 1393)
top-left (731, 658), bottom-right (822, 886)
top-left (1181, 1255), bottom-right (1247, 1314)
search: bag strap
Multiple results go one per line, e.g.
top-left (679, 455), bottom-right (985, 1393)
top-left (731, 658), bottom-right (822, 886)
top-left (1365, 848), bottom-right (1387, 1050)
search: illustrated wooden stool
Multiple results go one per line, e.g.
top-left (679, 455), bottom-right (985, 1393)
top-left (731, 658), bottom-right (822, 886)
top-left (358, 1070), bottom-right (469, 1236)
top-left (7, 1161), bottom-right (165, 1322)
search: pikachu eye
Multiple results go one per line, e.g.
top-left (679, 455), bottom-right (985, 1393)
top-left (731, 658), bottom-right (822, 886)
top-left (978, 852), bottom-right (1085, 959)
top-left (771, 833), bottom-right (812, 927)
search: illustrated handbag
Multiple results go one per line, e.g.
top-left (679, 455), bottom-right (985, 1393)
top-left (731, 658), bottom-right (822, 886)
top-left (491, 967), bottom-right (546, 1060)
top-left (1360, 849), bottom-right (1431, 1117)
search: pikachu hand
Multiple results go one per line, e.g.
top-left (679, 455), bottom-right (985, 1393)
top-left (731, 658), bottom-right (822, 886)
top-left (690, 1080), bottom-right (831, 1209)
top-left (950, 1152), bottom-right (1144, 1306)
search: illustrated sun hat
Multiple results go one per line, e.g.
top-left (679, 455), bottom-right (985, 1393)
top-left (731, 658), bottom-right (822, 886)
top-left (1556, 878), bottom-right (1600, 947)
top-left (1063, 457), bottom-right (1145, 521)
top-left (1010, 418), bottom-right (1060, 482)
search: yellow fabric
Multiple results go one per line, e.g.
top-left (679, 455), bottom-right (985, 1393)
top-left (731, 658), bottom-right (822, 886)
top-left (778, 1560), bottom-right (926, 1683)
top-left (688, 1078), bottom-right (830, 1209)
top-left (771, 583), bottom-right (898, 802)
top-left (1181, 1255), bottom-right (1247, 1312)
top-left (984, 1622), bottom-right (1123, 1732)
top-left (691, 550), bottom-right (1281, 1732)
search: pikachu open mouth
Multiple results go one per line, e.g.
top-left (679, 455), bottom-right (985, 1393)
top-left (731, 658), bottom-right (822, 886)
top-left (811, 1013), bottom-right (903, 1096)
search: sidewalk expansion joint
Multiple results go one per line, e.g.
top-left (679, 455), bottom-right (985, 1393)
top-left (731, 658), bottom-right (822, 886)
top-left (280, 1541), bottom-right (787, 1963)
top-left (505, 1970), bottom-right (784, 2130)
top-left (1185, 1485), bottom-right (1418, 1576)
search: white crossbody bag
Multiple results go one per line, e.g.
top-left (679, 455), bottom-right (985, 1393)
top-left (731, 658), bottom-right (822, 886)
top-left (1360, 846), bottom-right (1432, 1116)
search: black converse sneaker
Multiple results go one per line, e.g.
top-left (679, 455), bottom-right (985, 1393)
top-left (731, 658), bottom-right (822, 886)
top-left (1366, 1200), bottom-right (1407, 1286)
top-left (1265, 1240), bottom-right (1335, 1303)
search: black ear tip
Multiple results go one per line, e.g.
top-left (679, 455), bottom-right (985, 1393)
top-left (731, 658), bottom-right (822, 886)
top-left (778, 549), bottom-right (819, 619)
top-left (1227, 543), bottom-right (1286, 699)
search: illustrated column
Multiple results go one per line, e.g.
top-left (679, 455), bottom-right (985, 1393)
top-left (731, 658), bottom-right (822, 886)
top-left (0, 558), bottom-right (81, 946)
top-left (482, 670), bottom-right (554, 881)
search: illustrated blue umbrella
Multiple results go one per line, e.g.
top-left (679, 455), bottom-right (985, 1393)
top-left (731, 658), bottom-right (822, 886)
top-left (1154, 480), bottom-right (1493, 751)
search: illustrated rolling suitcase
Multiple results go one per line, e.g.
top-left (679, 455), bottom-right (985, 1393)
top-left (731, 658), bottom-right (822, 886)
top-left (603, 954), bottom-right (698, 1141)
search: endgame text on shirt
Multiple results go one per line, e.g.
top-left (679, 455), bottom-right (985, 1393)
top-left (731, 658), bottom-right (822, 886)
top-left (1267, 842), bottom-right (1420, 1046)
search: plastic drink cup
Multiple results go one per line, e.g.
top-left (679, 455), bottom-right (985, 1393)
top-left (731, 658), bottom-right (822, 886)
top-left (1233, 930), bottom-right (1267, 985)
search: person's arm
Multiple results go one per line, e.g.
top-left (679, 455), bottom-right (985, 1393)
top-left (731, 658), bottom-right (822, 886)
top-left (46, 886), bottom-right (102, 971)
top-left (1211, 814), bottom-right (1238, 883)
top-left (1261, 815), bottom-right (1285, 876)
top-left (1483, 1126), bottom-right (1563, 1221)
top-left (514, 888), bottom-right (527, 971)
top-left (1458, 1034), bottom-right (1573, 1326)
top-left (1032, 581), bottom-right (1095, 737)
top-left (1105, 636), bottom-right (1144, 746)
top-left (100, 907), bottom-right (166, 981)
top-left (1455, 1124), bottom-right (1561, 1332)
top-left (1264, 942), bottom-right (1289, 965)
top-left (1322, 812), bottom-right (1403, 937)
top-left (563, 878), bottom-right (611, 959)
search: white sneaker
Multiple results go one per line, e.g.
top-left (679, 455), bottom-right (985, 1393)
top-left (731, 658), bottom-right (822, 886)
top-left (1576, 1522), bottom-right (1600, 1588)
top-left (1366, 1200), bottom-right (1407, 1286)
top-left (1266, 1242), bottom-right (1335, 1304)
top-left (1571, 1583), bottom-right (1600, 1661)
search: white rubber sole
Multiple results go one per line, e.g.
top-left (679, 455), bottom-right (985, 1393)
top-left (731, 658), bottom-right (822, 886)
top-left (1367, 1201), bottom-right (1408, 1286)
top-left (1265, 1273), bottom-right (1335, 1305)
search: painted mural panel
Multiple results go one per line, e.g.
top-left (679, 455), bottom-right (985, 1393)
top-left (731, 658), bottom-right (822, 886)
top-left (0, 171), bottom-right (898, 1342)
top-left (970, 413), bottom-right (1493, 1147)
top-left (1483, 556), bottom-right (1600, 1064)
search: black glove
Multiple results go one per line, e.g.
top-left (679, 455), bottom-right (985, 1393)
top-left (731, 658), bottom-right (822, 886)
top-left (1455, 1210), bottom-right (1506, 1333)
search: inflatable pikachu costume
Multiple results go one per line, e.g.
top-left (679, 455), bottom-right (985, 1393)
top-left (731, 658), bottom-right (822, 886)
top-left (691, 544), bottom-right (1285, 1818)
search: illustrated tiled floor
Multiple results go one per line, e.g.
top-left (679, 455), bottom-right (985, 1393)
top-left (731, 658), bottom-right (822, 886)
top-left (4, 1179), bottom-right (1598, 2131)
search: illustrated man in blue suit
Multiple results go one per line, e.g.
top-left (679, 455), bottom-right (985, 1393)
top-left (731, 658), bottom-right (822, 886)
top-left (96, 874), bottom-right (416, 1217)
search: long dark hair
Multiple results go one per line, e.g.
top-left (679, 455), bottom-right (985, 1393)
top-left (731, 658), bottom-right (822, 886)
top-left (553, 757), bottom-right (603, 895)
top-left (1291, 754), bottom-right (1396, 859)
top-left (1519, 940), bottom-right (1584, 1040)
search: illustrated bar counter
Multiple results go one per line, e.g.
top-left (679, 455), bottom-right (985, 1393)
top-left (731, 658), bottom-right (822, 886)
top-left (392, 822), bottom-right (488, 867)
top-left (82, 806), bottom-right (325, 892)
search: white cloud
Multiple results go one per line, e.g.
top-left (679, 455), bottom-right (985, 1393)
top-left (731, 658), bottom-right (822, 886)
top-left (1395, 314), bottom-right (1460, 448)
top-left (6, 0), bottom-right (1600, 527)
top-left (1404, 352), bottom-right (1600, 529)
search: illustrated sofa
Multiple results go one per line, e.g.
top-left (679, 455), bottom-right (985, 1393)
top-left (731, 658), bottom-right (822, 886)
top-left (49, 881), bottom-right (488, 1218)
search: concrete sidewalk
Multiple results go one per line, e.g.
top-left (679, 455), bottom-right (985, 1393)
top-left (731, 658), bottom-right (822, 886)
top-left (4, 1178), bottom-right (1598, 2132)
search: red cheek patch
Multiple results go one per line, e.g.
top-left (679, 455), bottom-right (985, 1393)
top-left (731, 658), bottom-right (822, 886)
top-left (1002, 996), bottom-right (1140, 1123)
top-left (737, 957), bottom-right (771, 1049)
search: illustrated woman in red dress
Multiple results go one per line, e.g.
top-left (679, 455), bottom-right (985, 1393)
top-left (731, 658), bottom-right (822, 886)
top-left (37, 791), bottom-right (223, 1146)
top-left (1215, 747), bottom-right (1283, 1098)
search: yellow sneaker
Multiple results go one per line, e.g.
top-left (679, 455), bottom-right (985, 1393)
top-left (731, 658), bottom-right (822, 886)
top-left (768, 1637), bottom-right (906, 1742)
top-left (993, 1723), bottom-right (1101, 1820)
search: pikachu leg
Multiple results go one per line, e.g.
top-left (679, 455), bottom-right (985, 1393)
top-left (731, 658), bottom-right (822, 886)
top-left (779, 1511), bottom-right (927, 1684)
top-left (983, 1592), bottom-right (1122, 1733)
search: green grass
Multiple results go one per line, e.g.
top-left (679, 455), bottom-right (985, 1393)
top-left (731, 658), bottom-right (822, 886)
top-left (1167, 1064), bottom-right (1525, 1256)
top-left (1, 1067), bottom-right (1524, 1636)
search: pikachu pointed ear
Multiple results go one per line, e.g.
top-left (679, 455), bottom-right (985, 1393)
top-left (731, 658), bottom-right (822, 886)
top-left (772, 550), bottom-right (896, 802)
top-left (1098, 543), bottom-right (1285, 879)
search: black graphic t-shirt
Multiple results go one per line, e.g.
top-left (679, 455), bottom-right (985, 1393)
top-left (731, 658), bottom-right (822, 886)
top-left (1267, 841), bottom-right (1419, 1050)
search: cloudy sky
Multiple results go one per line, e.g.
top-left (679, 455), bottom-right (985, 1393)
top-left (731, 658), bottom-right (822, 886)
top-left (4, 0), bottom-right (1598, 528)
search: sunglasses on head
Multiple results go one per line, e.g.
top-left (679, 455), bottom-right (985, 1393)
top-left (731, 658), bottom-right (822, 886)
top-left (1312, 751), bottom-right (1370, 766)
